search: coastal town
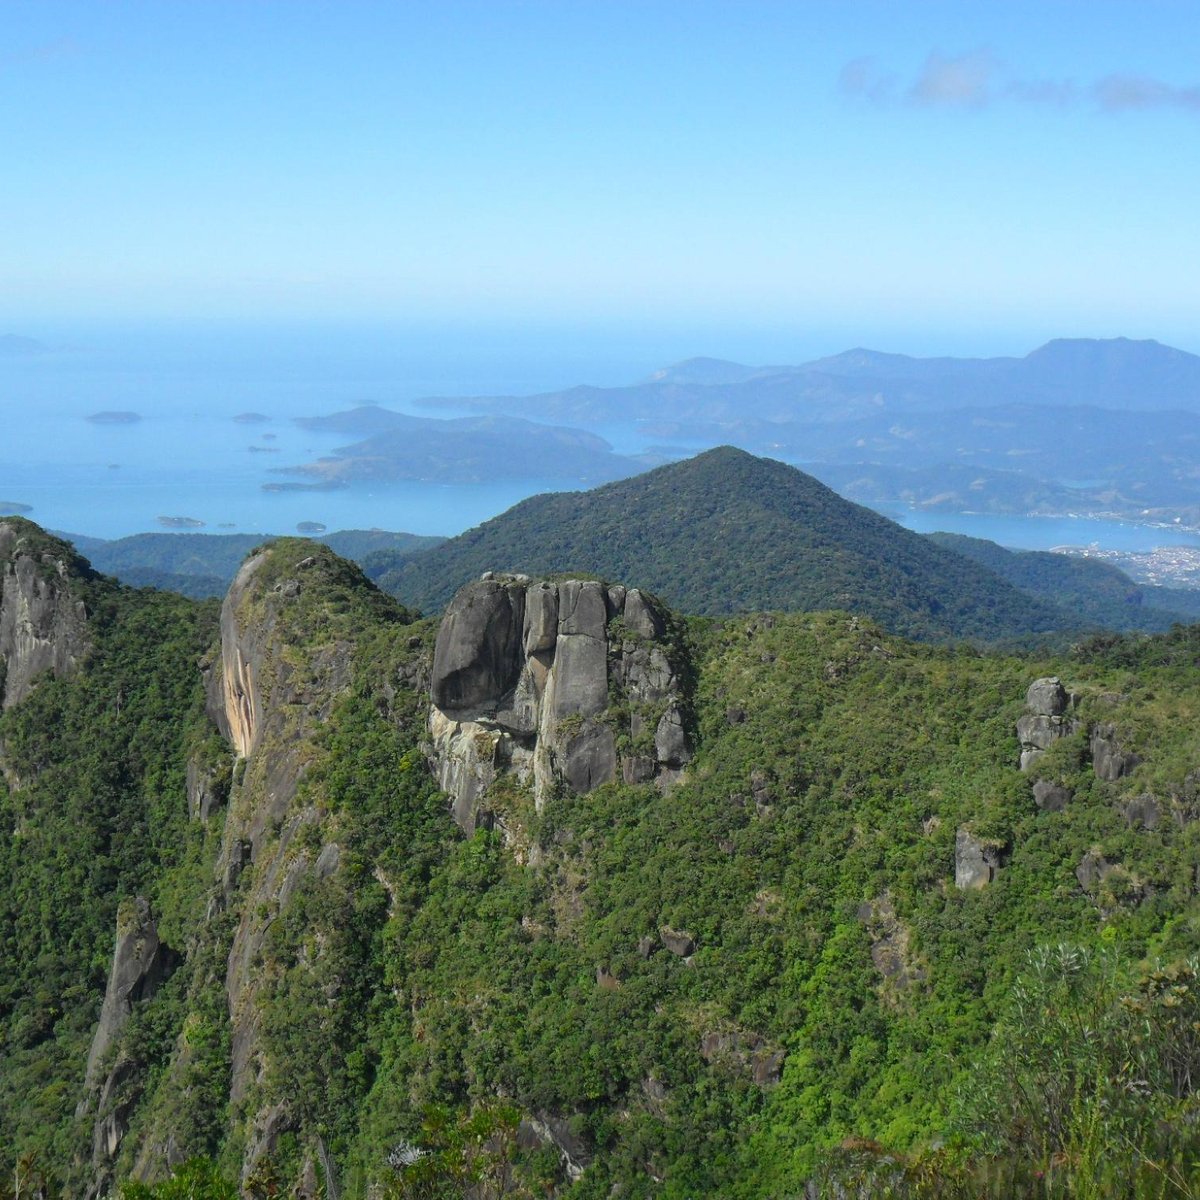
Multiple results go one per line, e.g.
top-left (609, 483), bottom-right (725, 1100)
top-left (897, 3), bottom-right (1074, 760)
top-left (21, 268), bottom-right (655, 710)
top-left (1058, 542), bottom-right (1200, 588)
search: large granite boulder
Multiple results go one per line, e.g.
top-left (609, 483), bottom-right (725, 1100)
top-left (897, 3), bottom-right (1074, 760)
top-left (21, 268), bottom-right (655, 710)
top-left (955, 828), bottom-right (1004, 890)
top-left (428, 575), bottom-right (693, 834)
top-left (431, 577), bottom-right (527, 712)
top-left (1032, 779), bottom-right (1072, 812)
top-left (1017, 676), bottom-right (1079, 771)
top-left (1026, 676), bottom-right (1069, 716)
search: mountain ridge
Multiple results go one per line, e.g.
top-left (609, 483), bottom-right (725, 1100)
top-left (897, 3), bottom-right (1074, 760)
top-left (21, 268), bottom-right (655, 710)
top-left (386, 446), bottom-right (1072, 643)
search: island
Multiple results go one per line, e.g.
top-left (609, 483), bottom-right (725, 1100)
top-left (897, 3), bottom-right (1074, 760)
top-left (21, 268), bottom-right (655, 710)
top-left (261, 481), bottom-right (347, 493)
top-left (233, 412), bottom-right (270, 424)
top-left (296, 521), bottom-right (327, 534)
top-left (157, 516), bottom-right (205, 529)
top-left (87, 411), bottom-right (142, 425)
top-left (0, 501), bottom-right (32, 515)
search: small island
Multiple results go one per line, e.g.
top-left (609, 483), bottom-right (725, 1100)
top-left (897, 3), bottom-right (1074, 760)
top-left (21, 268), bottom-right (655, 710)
top-left (157, 515), bottom-right (205, 529)
top-left (296, 521), bottom-right (327, 534)
top-left (261, 481), bottom-right (347, 493)
top-left (0, 501), bottom-right (33, 515)
top-left (233, 412), bottom-right (270, 424)
top-left (87, 410), bottom-right (142, 425)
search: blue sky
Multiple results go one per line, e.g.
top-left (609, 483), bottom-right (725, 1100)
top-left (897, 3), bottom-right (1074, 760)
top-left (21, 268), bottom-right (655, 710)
top-left (3, 1), bottom-right (1199, 357)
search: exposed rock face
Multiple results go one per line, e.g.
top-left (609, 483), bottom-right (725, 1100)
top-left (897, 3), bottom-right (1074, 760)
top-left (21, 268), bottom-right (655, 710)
top-left (1032, 779), bottom-right (1072, 812)
top-left (83, 898), bottom-right (178, 1091)
top-left (1091, 723), bottom-right (1139, 781)
top-left (699, 1028), bottom-right (785, 1089)
top-left (1076, 849), bottom-right (1145, 907)
top-left (857, 893), bottom-right (923, 990)
top-left (1016, 676), bottom-right (1079, 771)
top-left (188, 545), bottom-right (362, 1168)
top-left (208, 552), bottom-right (271, 756)
top-left (429, 575), bottom-right (691, 834)
top-left (1118, 793), bottom-right (1160, 830)
top-left (187, 752), bottom-right (230, 822)
top-left (0, 522), bottom-right (90, 708)
top-left (954, 828), bottom-right (1004, 889)
top-left (517, 1113), bottom-right (593, 1183)
top-left (659, 927), bottom-right (696, 957)
top-left (430, 578), bottom-right (526, 712)
top-left (79, 898), bottom-right (178, 1192)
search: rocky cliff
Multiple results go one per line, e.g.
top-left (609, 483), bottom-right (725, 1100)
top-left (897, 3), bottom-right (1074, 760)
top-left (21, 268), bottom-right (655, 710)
top-left (0, 519), bottom-right (91, 708)
top-left (86, 542), bottom-right (404, 1191)
top-left (77, 898), bottom-right (179, 1198)
top-left (428, 574), bottom-right (692, 835)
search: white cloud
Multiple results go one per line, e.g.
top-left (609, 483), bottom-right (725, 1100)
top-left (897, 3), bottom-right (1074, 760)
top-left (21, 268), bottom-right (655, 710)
top-left (841, 50), bottom-right (1200, 116)
top-left (907, 51), bottom-right (997, 108)
top-left (1093, 74), bottom-right (1200, 112)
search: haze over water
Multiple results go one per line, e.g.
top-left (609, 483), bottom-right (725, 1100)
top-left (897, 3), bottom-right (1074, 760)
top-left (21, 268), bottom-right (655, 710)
top-left (1, 322), bottom-right (661, 540)
top-left (3, 321), bottom-right (1199, 558)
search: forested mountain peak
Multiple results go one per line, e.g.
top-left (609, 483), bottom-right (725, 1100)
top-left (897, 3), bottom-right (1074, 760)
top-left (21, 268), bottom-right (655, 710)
top-left (386, 446), bottom-right (1071, 643)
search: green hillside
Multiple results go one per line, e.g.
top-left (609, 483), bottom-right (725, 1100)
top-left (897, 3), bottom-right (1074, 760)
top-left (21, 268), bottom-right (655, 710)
top-left (925, 531), bottom-right (1192, 632)
top-left (2, 521), bottom-right (1198, 1197)
top-left (58, 529), bottom-right (444, 598)
top-left (386, 447), bottom-right (1071, 643)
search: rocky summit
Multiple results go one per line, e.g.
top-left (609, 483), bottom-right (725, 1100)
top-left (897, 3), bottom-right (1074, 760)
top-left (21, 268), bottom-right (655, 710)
top-left (429, 574), bottom-right (690, 834)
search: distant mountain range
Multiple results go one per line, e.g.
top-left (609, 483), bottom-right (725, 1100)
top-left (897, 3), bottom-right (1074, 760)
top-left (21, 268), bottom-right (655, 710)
top-left (398, 338), bottom-right (1200, 525)
top-left (62, 528), bottom-right (443, 598)
top-left (418, 337), bottom-right (1200, 422)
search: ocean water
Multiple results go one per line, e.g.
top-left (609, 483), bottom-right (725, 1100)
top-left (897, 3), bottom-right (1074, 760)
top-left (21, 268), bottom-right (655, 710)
top-left (0, 323), bottom-right (656, 540)
top-left (895, 510), bottom-right (1200, 553)
top-left (3, 321), bottom-right (1198, 556)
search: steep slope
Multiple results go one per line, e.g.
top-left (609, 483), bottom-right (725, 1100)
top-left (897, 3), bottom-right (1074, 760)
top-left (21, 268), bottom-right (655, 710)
top-left (925, 531), bottom-right (1191, 632)
top-left (0, 535), bottom-right (217, 1190)
top-left (4, 526), bottom-right (1199, 1198)
top-left (387, 447), bottom-right (1071, 642)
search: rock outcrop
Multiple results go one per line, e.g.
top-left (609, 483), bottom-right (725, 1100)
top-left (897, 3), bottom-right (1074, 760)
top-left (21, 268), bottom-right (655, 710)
top-left (954, 828), bottom-right (1004, 890)
top-left (159, 543), bottom-right (365, 1182)
top-left (1091, 723), bottom-right (1139, 781)
top-left (1077, 849), bottom-right (1145, 907)
top-left (83, 898), bottom-right (178, 1092)
top-left (78, 898), bottom-right (178, 1194)
top-left (1016, 676), bottom-right (1079, 771)
top-left (0, 521), bottom-right (90, 709)
top-left (429, 575), bottom-right (691, 834)
top-left (1032, 779), bottom-right (1072, 812)
top-left (857, 893), bottom-right (924, 990)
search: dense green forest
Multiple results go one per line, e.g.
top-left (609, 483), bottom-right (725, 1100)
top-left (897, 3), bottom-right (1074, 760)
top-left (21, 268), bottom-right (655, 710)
top-left (926, 531), bottom-right (1197, 632)
top-left (1, 518), bottom-right (1198, 1198)
top-left (61, 529), bottom-right (444, 599)
top-left (382, 448), bottom-right (1078, 642)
